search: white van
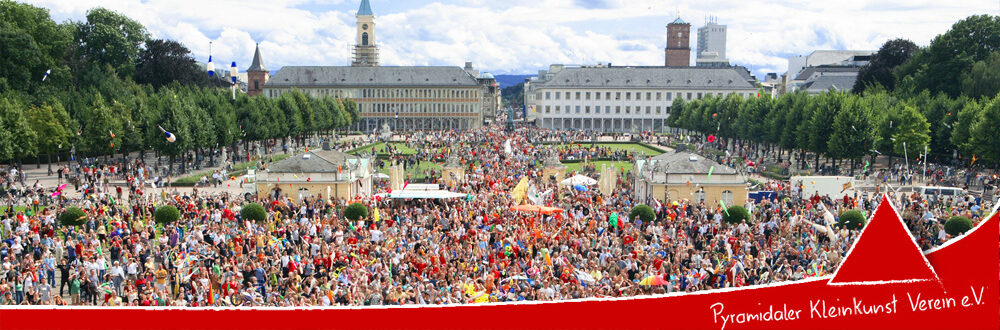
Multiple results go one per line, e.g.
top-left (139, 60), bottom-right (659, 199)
top-left (918, 186), bottom-right (967, 205)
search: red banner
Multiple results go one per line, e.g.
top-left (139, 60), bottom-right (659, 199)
top-left (2, 196), bottom-right (996, 329)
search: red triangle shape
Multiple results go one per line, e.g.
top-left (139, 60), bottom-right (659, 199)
top-left (829, 195), bottom-right (940, 284)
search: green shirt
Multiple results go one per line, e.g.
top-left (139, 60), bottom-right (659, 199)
top-left (70, 279), bottom-right (81, 294)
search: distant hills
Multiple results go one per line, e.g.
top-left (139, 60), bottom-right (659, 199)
top-left (494, 74), bottom-right (534, 89)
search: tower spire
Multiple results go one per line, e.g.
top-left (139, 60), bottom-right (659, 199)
top-left (357, 0), bottom-right (374, 16)
top-left (248, 43), bottom-right (267, 72)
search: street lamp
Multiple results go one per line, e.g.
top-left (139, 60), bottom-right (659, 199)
top-left (207, 41), bottom-right (215, 76)
top-left (230, 61), bottom-right (238, 100)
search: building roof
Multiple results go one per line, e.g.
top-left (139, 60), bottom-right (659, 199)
top-left (265, 66), bottom-right (480, 88)
top-left (267, 150), bottom-right (361, 173)
top-left (670, 17), bottom-right (688, 24)
top-left (248, 44), bottom-right (267, 72)
top-left (649, 152), bottom-right (737, 175)
top-left (793, 66), bottom-right (859, 81)
top-left (802, 74), bottom-right (858, 93)
top-left (357, 0), bottom-right (374, 16)
top-left (534, 67), bottom-right (757, 90)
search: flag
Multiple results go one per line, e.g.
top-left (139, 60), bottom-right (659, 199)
top-left (841, 181), bottom-right (853, 193)
top-left (707, 166), bottom-right (715, 180)
top-left (208, 283), bottom-right (214, 305)
top-left (510, 177), bottom-right (529, 205)
top-left (719, 200), bottom-right (730, 216)
top-left (971, 154), bottom-right (978, 166)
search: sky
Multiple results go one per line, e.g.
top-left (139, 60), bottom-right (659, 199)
top-left (25, 0), bottom-right (1000, 79)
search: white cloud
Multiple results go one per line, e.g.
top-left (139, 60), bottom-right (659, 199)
top-left (24, 0), bottom-right (999, 78)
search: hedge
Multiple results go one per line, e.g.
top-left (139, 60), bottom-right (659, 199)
top-left (722, 205), bottom-right (750, 224)
top-left (944, 216), bottom-right (973, 236)
top-left (629, 204), bottom-right (656, 223)
top-left (838, 210), bottom-right (866, 230)
top-left (343, 202), bottom-right (369, 221)
top-left (241, 203), bottom-right (267, 222)
top-left (58, 207), bottom-right (87, 226)
top-left (154, 205), bottom-right (181, 224)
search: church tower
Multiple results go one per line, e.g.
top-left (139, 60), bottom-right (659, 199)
top-left (247, 43), bottom-right (269, 96)
top-left (665, 16), bottom-right (691, 67)
top-left (352, 0), bottom-right (379, 67)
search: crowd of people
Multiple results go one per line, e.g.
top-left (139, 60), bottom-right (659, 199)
top-left (0, 123), bottom-right (992, 307)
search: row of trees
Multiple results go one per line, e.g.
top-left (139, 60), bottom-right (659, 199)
top-left (0, 1), bottom-right (360, 168)
top-left (853, 15), bottom-right (1000, 99)
top-left (667, 90), bottom-right (1000, 171)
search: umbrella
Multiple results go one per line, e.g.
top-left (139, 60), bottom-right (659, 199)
top-left (373, 173), bottom-right (390, 179)
top-left (639, 274), bottom-right (669, 286)
top-left (560, 174), bottom-right (597, 186)
top-left (573, 184), bottom-right (589, 192)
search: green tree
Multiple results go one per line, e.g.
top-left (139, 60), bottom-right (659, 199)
top-left (828, 95), bottom-right (876, 169)
top-left (136, 39), bottom-right (224, 89)
top-left (71, 7), bottom-right (150, 80)
top-left (26, 101), bottom-right (74, 170)
top-left (968, 96), bottom-right (1000, 166)
top-left (896, 15), bottom-right (1000, 97)
top-left (950, 99), bottom-right (980, 159)
top-left (0, 96), bottom-right (37, 162)
top-left (852, 38), bottom-right (918, 94)
top-left (0, 0), bottom-right (73, 92)
top-left (891, 104), bottom-right (931, 161)
top-left (960, 51), bottom-right (1000, 99)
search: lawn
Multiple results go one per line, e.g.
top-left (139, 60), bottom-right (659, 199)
top-left (348, 142), bottom-right (419, 156)
top-left (0, 206), bottom-right (28, 213)
top-left (564, 161), bottom-right (634, 174)
top-left (175, 154), bottom-right (291, 184)
top-left (554, 143), bottom-right (664, 157)
top-left (375, 160), bottom-right (443, 181)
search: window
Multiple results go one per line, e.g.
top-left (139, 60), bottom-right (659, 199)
top-left (625, 106), bottom-right (631, 114)
top-left (555, 92), bottom-right (560, 100)
top-left (362, 32), bottom-right (369, 46)
top-left (615, 106), bottom-right (621, 114)
top-left (616, 92), bottom-right (621, 100)
top-left (646, 106), bottom-right (651, 114)
top-left (545, 92), bottom-right (550, 100)
top-left (626, 92), bottom-right (631, 100)
top-left (575, 92), bottom-right (581, 100)
top-left (555, 106), bottom-right (561, 113)
top-left (585, 106), bottom-right (590, 114)
top-left (721, 190), bottom-right (734, 206)
top-left (545, 106), bottom-right (551, 114)
top-left (656, 106), bottom-right (661, 114)
top-left (605, 106), bottom-right (610, 114)
top-left (666, 92), bottom-right (672, 100)
top-left (565, 92), bottom-right (570, 99)
top-left (254, 80), bottom-right (259, 90)
top-left (595, 92), bottom-right (601, 100)
top-left (646, 92), bottom-right (652, 100)
top-left (697, 92), bottom-right (703, 99)
top-left (656, 92), bottom-right (662, 100)
top-left (585, 92), bottom-right (591, 100)
top-left (606, 92), bottom-right (611, 99)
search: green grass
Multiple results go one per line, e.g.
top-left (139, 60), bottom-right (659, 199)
top-left (564, 161), bottom-right (633, 174)
top-left (0, 206), bottom-right (27, 213)
top-left (175, 154), bottom-right (292, 184)
top-left (376, 161), bottom-right (443, 180)
top-left (553, 143), bottom-right (664, 157)
top-left (348, 142), bottom-right (419, 156)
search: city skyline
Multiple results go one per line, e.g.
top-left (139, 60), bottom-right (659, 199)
top-left (25, 0), bottom-right (998, 79)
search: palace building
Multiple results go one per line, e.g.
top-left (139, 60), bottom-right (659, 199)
top-left (247, 0), bottom-right (499, 131)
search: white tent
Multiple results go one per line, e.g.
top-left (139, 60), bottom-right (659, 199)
top-left (375, 190), bottom-right (466, 199)
top-left (560, 174), bottom-right (597, 186)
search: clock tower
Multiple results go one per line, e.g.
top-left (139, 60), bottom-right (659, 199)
top-left (352, 0), bottom-right (379, 67)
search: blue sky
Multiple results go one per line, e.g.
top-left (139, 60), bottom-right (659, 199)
top-left (27, 0), bottom-right (999, 79)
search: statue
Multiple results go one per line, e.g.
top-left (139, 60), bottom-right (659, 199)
top-left (380, 122), bottom-right (392, 140)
